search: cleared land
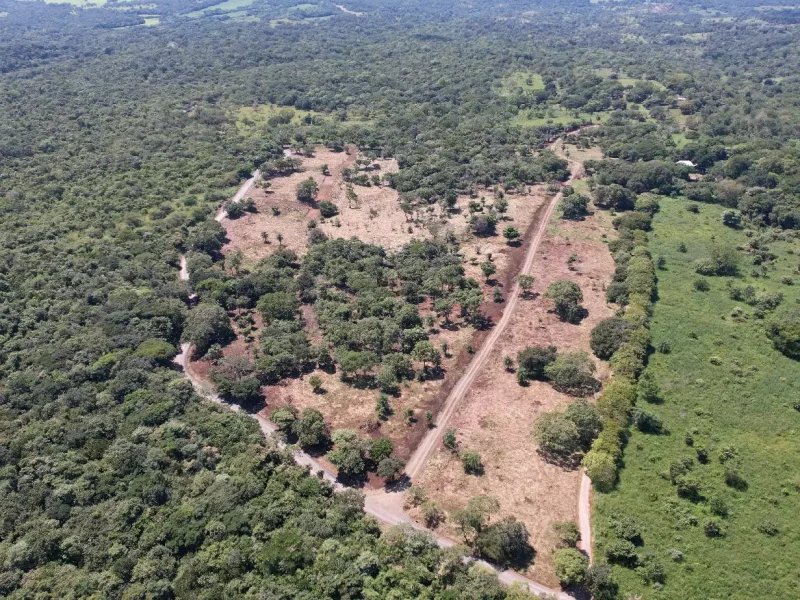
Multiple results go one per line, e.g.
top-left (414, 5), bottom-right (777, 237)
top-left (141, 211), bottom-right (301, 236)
top-left (595, 199), bottom-right (800, 599)
top-left (414, 147), bottom-right (617, 587)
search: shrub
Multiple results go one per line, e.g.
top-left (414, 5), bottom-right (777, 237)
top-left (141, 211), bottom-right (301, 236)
top-left (270, 406), bottom-right (298, 432)
top-left (597, 378), bottom-right (637, 426)
top-left (606, 539), bottom-right (638, 565)
top-left (328, 429), bottom-right (367, 476)
top-left (631, 408), bottom-right (662, 433)
top-left (564, 398), bottom-right (603, 448)
top-left (704, 519), bottom-right (725, 538)
top-left (757, 521), bottom-right (779, 536)
top-left (534, 412), bottom-right (580, 458)
top-left (461, 452), bottom-right (483, 475)
top-left (475, 518), bottom-right (533, 568)
top-left (613, 211), bottom-right (652, 231)
top-left (319, 201), bottom-right (339, 218)
top-left (553, 548), bottom-right (589, 587)
top-left (583, 450), bottom-right (617, 492)
top-left (585, 564), bottom-right (618, 600)
top-left (369, 437), bottom-right (393, 462)
top-left (695, 245), bottom-right (740, 276)
top-left (693, 278), bottom-right (710, 291)
top-left (377, 456), bottom-right (405, 481)
top-left (517, 345), bottom-right (558, 382)
top-left (637, 371), bottom-right (661, 403)
top-left (421, 501), bottom-right (445, 528)
top-left (608, 515), bottom-right (642, 543)
top-left (545, 280), bottom-right (585, 323)
top-left (296, 177), bottom-right (319, 203)
top-left (590, 317), bottom-right (632, 360)
top-left (443, 429), bottom-right (458, 452)
top-left (552, 521), bottom-right (581, 548)
top-left (722, 210), bottom-right (741, 228)
top-left (606, 281), bottom-right (629, 305)
top-left (590, 421), bottom-right (623, 461)
top-left (559, 193), bottom-right (589, 220)
top-left (765, 308), bottom-right (800, 358)
top-left (292, 408), bottom-right (330, 448)
top-left (134, 338), bottom-right (178, 365)
top-left (545, 352), bottom-right (599, 395)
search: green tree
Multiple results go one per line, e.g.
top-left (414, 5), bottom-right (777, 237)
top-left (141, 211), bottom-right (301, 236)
top-left (544, 352), bottom-right (599, 395)
top-left (257, 291), bottom-right (300, 322)
top-left (533, 412), bottom-right (580, 458)
top-left (517, 274), bottom-right (535, 298)
top-left (328, 429), bottom-right (367, 477)
top-left (182, 302), bottom-right (235, 356)
top-left (503, 226), bottom-right (520, 242)
top-left (370, 437), bottom-right (393, 462)
top-left (134, 338), bottom-right (178, 365)
top-left (582, 450), bottom-right (617, 492)
top-left (461, 451), bottom-right (483, 474)
top-left (559, 193), bottom-right (589, 220)
top-left (292, 408), bottom-right (330, 448)
top-left (296, 177), bottom-right (319, 203)
top-left (411, 340), bottom-right (441, 370)
top-left (480, 260), bottom-right (497, 282)
top-left (377, 456), bottom-right (405, 481)
top-left (590, 317), bottom-right (632, 360)
top-left (553, 548), bottom-right (589, 587)
top-left (517, 345), bottom-right (557, 382)
top-left (766, 308), bottom-right (800, 358)
top-left (545, 280), bottom-right (585, 323)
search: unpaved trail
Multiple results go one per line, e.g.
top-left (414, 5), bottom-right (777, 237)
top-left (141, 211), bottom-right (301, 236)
top-left (215, 168), bottom-right (261, 222)
top-left (179, 255), bottom-right (189, 281)
top-left (404, 143), bottom-right (584, 480)
top-left (174, 136), bottom-right (592, 599)
top-left (578, 470), bottom-right (593, 563)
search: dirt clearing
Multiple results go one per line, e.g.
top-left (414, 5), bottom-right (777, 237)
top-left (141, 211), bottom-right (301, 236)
top-left (414, 189), bottom-right (617, 587)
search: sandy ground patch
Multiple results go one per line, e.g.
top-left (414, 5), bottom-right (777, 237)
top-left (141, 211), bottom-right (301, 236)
top-left (414, 196), bottom-right (617, 587)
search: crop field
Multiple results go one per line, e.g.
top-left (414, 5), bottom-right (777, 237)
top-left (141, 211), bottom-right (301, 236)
top-left (594, 198), bottom-right (800, 599)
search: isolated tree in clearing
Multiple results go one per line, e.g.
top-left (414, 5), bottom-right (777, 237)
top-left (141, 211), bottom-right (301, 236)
top-left (296, 177), bottom-right (319, 204)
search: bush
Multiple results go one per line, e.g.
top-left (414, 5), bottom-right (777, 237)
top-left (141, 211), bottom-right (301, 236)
top-left (631, 408), bottom-right (662, 433)
top-left (704, 519), bottom-right (725, 538)
top-left (765, 308), bottom-right (800, 358)
top-left (545, 280), bottom-right (585, 323)
top-left (271, 406), bottom-right (298, 432)
top-left (517, 345), bottom-right (557, 382)
top-left (564, 398), bottom-right (603, 448)
top-left (695, 245), bottom-right (740, 276)
top-left (613, 211), bottom-right (652, 232)
top-left (376, 456), bottom-right (405, 481)
top-left (292, 408), bottom-right (330, 448)
top-left (552, 521), bottom-right (581, 548)
top-left (475, 518), bottom-right (533, 568)
top-left (319, 201), bottom-right (339, 218)
top-left (597, 378), bottom-right (637, 426)
top-left (534, 412), bottom-right (580, 458)
top-left (369, 437), bottom-right (393, 462)
top-left (583, 450), bottom-right (617, 492)
top-left (606, 539), bottom-right (638, 565)
top-left (461, 451), bottom-right (483, 474)
top-left (553, 548), bottom-right (589, 587)
top-left (559, 193), bottom-right (589, 220)
top-left (585, 564), bottom-right (618, 600)
top-left (722, 210), bottom-right (741, 228)
top-left (590, 317), bottom-right (632, 360)
top-left (606, 281), bottom-right (629, 305)
top-left (544, 352), bottom-right (599, 395)
top-left (590, 421), bottom-right (623, 461)
top-left (134, 338), bottom-right (178, 365)
top-left (693, 278), bottom-right (710, 291)
top-left (328, 429), bottom-right (367, 476)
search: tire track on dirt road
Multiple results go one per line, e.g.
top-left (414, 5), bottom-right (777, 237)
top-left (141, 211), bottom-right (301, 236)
top-left (404, 144), bottom-right (584, 480)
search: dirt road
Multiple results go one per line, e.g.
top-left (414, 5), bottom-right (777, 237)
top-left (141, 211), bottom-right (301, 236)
top-left (404, 146), bottom-right (584, 480)
top-left (174, 137), bottom-right (590, 598)
top-left (215, 168), bottom-right (261, 222)
top-left (578, 470), bottom-right (593, 563)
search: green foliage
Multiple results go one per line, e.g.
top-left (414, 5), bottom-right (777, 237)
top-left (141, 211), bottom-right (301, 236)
top-left (533, 412), bottom-right (580, 458)
top-left (182, 302), bottom-right (235, 357)
top-left (292, 408), bottom-right (330, 448)
top-left (583, 450), bottom-right (618, 492)
top-left (553, 548), bottom-right (589, 587)
top-left (516, 344), bottom-right (557, 382)
top-left (461, 451), bottom-right (484, 475)
top-left (559, 193), bottom-right (589, 220)
top-left (319, 200), bottom-right (339, 218)
top-left (590, 317), bottom-right (632, 360)
top-left (296, 177), bottom-right (319, 203)
top-left (552, 520), bottom-right (581, 548)
top-left (544, 351), bottom-right (599, 395)
top-left (545, 280), bottom-right (585, 323)
top-left (134, 338), bottom-right (178, 364)
top-left (765, 307), bottom-right (800, 358)
top-left (475, 519), bottom-right (534, 569)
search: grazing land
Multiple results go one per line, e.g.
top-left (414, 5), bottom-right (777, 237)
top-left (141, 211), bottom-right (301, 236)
top-left (594, 199), bottom-right (800, 599)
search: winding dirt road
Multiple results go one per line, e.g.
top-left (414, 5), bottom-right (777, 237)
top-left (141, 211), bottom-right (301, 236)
top-left (175, 135), bottom-right (594, 598)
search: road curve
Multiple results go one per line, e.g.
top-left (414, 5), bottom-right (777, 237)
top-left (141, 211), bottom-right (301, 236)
top-left (404, 142), bottom-right (582, 480)
top-left (174, 138), bottom-right (590, 599)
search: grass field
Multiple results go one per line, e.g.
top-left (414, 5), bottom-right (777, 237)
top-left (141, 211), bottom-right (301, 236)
top-left (500, 71), bottom-right (546, 96)
top-left (235, 104), bottom-right (325, 135)
top-left (594, 199), bottom-right (800, 599)
top-left (512, 105), bottom-right (610, 128)
top-left (184, 0), bottom-right (255, 18)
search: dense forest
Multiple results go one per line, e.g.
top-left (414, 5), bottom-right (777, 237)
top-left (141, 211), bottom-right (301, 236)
top-left (1, 0), bottom-right (799, 598)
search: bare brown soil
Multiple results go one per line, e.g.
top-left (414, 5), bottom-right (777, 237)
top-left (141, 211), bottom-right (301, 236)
top-left (414, 191), bottom-right (617, 587)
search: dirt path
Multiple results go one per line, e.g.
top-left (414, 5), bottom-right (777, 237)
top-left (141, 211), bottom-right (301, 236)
top-left (578, 470), bottom-right (593, 563)
top-left (215, 168), bottom-right (261, 222)
top-left (404, 146), bottom-right (584, 480)
top-left (174, 138), bottom-right (591, 599)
